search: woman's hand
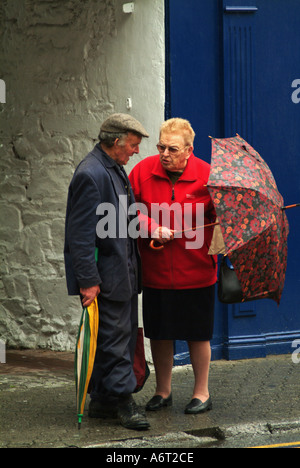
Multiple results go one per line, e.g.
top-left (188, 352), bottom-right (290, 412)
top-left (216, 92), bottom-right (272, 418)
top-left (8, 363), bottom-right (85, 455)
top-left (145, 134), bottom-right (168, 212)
top-left (152, 226), bottom-right (175, 244)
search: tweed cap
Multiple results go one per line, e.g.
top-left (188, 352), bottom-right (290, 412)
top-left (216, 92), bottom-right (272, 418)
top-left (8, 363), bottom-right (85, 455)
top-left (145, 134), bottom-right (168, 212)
top-left (100, 113), bottom-right (149, 138)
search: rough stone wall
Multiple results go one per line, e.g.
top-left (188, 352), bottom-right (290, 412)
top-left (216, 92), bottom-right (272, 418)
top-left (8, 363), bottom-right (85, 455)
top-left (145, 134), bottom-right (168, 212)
top-left (0, 0), bottom-right (165, 351)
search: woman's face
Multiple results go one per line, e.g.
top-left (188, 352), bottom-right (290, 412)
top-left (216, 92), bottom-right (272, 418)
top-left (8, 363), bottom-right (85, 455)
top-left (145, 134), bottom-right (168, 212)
top-left (157, 132), bottom-right (193, 172)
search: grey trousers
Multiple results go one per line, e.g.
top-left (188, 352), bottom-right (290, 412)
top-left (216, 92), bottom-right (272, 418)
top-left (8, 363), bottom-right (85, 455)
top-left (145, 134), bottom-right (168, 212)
top-left (90, 292), bottom-right (138, 401)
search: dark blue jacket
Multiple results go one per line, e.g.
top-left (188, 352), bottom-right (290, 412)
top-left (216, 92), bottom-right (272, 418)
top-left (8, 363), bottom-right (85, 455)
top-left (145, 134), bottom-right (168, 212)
top-left (64, 144), bottom-right (140, 302)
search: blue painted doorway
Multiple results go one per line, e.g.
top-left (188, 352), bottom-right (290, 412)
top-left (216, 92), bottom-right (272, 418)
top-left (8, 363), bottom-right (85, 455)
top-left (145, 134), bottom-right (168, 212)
top-left (166, 0), bottom-right (300, 362)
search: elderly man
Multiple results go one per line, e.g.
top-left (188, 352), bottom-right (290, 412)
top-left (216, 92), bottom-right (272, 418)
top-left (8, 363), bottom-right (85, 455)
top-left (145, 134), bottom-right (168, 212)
top-left (64, 113), bottom-right (150, 430)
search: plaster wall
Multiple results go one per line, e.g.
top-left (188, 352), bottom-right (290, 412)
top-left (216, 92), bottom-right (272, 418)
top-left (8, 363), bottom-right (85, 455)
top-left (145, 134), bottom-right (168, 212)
top-left (0, 0), bottom-right (165, 352)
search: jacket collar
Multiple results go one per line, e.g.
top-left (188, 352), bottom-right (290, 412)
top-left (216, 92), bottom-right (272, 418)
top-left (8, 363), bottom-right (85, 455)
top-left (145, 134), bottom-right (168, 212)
top-left (90, 143), bottom-right (117, 169)
top-left (89, 143), bottom-right (136, 206)
top-left (151, 153), bottom-right (198, 182)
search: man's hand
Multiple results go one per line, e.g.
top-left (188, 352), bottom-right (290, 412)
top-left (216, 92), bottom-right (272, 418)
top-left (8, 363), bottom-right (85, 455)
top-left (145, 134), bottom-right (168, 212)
top-left (80, 285), bottom-right (101, 307)
top-left (152, 226), bottom-right (174, 244)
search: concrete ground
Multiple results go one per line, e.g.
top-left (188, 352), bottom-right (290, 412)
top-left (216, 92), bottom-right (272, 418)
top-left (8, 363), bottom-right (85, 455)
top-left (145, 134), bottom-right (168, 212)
top-left (1, 350), bottom-right (300, 448)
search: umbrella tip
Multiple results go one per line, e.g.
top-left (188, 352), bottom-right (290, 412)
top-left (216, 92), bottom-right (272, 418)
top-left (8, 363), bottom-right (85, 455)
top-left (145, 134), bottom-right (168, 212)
top-left (78, 414), bottom-right (82, 429)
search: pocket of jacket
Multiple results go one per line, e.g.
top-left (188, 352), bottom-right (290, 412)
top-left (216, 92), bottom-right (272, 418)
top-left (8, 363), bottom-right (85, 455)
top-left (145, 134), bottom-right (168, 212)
top-left (98, 254), bottom-right (117, 294)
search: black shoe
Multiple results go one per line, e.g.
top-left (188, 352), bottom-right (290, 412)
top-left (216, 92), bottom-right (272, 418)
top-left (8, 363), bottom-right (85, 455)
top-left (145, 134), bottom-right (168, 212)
top-left (118, 395), bottom-right (150, 431)
top-left (146, 394), bottom-right (173, 411)
top-left (184, 397), bottom-right (212, 414)
top-left (88, 398), bottom-right (118, 419)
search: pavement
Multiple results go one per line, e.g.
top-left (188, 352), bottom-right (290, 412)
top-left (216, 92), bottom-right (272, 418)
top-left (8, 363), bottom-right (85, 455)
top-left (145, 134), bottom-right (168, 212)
top-left (0, 349), bottom-right (300, 448)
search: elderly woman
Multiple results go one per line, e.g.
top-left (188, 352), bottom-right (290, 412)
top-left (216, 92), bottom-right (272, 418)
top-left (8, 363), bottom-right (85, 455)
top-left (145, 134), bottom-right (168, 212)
top-left (129, 118), bottom-right (218, 414)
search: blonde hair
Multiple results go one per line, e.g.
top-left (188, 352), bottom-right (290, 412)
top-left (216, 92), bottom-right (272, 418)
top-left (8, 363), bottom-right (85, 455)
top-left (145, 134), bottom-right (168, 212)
top-left (159, 118), bottom-right (195, 146)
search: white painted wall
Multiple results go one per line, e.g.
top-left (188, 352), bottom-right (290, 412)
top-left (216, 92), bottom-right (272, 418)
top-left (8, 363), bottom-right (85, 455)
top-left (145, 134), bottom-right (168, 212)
top-left (0, 0), bottom-right (165, 353)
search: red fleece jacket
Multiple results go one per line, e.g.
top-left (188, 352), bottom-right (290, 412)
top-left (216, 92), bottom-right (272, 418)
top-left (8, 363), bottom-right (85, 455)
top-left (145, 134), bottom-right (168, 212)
top-left (129, 154), bottom-right (218, 290)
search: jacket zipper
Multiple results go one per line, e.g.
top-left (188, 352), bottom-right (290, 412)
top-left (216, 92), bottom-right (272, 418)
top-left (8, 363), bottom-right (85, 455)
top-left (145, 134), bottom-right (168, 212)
top-left (170, 182), bottom-right (175, 287)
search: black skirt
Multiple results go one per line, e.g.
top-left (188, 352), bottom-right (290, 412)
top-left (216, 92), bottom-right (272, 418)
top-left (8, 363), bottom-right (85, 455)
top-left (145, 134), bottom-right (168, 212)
top-left (142, 285), bottom-right (215, 341)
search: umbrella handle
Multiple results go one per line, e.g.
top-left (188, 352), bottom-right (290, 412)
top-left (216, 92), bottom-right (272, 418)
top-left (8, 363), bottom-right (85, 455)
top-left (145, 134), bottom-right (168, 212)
top-left (282, 204), bottom-right (300, 210)
top-left (149, 222), bottom-right (219, 251)
top-left (150, 239), bottom-right (165, 251)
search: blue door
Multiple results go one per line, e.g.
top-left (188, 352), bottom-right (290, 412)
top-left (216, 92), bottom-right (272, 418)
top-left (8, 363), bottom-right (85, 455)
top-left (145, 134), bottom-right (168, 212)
top-left (166, 0), bottom-right (300, 362)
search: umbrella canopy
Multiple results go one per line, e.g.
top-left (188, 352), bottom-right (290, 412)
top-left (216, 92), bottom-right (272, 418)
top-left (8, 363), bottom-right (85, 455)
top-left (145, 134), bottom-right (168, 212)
top-left (207, 134), bottom-right (290, 304)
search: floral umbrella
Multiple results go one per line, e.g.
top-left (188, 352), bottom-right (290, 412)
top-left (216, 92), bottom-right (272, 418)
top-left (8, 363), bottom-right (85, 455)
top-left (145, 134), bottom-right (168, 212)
top-left (207, 134), bottom-right (292, 304)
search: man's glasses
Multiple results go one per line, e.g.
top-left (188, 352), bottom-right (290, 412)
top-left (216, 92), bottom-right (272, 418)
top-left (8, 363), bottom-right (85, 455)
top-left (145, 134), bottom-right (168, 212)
top-left (156, 143), bottom-right (188, 156)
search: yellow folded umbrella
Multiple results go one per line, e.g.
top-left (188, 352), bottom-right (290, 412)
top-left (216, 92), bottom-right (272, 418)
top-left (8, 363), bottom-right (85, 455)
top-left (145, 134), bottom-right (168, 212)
top-left (75, 249), bottom-right (99, 429)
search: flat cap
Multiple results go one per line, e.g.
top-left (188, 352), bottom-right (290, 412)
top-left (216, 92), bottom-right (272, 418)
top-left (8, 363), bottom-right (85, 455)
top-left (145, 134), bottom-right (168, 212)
top-left (100, 113), bottom-right (149, 138)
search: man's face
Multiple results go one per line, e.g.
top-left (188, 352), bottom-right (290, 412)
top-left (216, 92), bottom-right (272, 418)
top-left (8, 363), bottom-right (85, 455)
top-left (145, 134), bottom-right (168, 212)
top-left (114, 132), bottom-right (141, 165)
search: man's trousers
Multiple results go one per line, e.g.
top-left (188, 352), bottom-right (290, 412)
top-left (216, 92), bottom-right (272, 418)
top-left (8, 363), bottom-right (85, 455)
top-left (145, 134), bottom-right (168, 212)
top-left (90, 293), bottom-right (138, 401)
